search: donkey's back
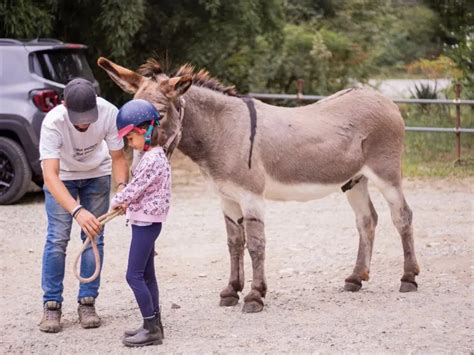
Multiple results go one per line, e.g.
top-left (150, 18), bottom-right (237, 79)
top-left (256, 87), bottom-right (406, 196)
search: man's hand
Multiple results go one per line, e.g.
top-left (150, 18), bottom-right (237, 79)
top-left (75, 209), bottom-right (102, 239)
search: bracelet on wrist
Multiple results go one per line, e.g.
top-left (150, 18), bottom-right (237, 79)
top-left (71, 205), bottom-right (84, 219)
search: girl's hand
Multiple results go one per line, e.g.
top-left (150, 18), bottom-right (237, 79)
top-left (113, 204), bottom-right (127, 215)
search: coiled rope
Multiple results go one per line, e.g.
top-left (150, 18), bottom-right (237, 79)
top-left (73, 209), bottom-right (122, 283)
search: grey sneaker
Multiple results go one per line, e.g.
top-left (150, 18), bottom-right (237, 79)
top-left (39, 301), bottom-right (62, 333)
top-left (78, 297), bottom-right (101, 329)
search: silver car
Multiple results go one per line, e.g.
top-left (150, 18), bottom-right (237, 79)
top-left (0, 38), bottom-right (99, 204)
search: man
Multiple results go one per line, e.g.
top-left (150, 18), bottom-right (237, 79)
top-left (39, 78), bottom-right (129, 333)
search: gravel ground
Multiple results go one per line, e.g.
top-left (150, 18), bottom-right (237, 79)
top-left (0, 156), bottom-right (472, 354)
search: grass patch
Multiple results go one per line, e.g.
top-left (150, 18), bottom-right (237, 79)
top-left (401, 104), bottom-right (474, 177)
top-left (403, 149), bottom-right (474, 178)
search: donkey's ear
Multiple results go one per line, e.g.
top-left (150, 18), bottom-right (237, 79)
top-left (97, 57), bottom-right (143, 94)
top-left (164, 75), bottom-right (193, 98)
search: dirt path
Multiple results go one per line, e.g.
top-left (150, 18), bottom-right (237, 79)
top-left (0, 162), bottom-right (472, 353)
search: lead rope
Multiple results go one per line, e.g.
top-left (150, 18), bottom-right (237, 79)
top-left (73, 209), bottom-right (122, 283)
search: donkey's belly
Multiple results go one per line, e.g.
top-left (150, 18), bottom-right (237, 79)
top-left (264, 176), bottom-right (341, 202)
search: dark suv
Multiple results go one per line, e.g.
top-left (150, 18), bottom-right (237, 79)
top-left (0, 38), bottom-right (100, 204)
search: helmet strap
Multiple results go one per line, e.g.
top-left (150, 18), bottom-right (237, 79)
top-left (143, 120), bottom-right (155, 151)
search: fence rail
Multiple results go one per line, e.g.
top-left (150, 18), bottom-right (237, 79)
top-left (248, 85), bottom-right (474, 161)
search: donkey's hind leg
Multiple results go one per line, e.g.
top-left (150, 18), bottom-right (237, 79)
top-left (219, 198), bottom-right (245, 307)
top-left (368, 173), bottom-right (420, 292)
top-left (344, 176), bottom-right (378, 292)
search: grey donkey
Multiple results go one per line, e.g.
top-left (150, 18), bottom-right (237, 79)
top-left (98, 57), bottom-right (420, 313)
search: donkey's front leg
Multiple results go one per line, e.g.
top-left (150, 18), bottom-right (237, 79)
top-left (219, 199), bottom-right (245, 307)
top-left (242, 202), bottom-right (267, 313)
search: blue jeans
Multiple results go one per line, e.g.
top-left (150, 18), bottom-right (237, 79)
top-left (41, 175), bottom-right (111, 304)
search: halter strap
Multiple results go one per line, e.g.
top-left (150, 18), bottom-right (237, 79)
top-left (163, 97), bottom-right (186, 159)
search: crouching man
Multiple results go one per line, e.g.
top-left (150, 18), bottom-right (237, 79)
top-left (39, 78), bottom-right (129, 333)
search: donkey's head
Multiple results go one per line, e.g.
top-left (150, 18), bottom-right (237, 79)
top-left (97, 57), bottom-right (192, 154)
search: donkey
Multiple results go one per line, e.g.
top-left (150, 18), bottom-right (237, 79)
top-left (98, 57), bottom-right (420, 313)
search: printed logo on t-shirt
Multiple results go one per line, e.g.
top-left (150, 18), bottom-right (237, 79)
top-left (74, 143), bottom-right (98, 159)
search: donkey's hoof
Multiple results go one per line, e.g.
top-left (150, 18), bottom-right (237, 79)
top-left (219, 296), bottom-right (239, 307)
top-left (344, 281), bottom-right (362, 292)
top-left (400, 280), bottom-right (418, 292)
top-left (242, 301), bottom-right (264, 313)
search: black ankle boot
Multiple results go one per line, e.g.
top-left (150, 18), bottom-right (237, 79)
top-left (122, 316), bottom-right (162, 347)
top-left (123, 321), bottom-right (145, 337)
top-left (123, 312), bottom-right (164, 338)
top-left (156, 311), bottom-right (164, 339)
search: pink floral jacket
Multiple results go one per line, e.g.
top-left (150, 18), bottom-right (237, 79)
top-left (111, 147), bottom-right (171, 223)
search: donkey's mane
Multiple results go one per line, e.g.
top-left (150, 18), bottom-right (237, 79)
top-left (138, 58), bottom-right (238, 97)
top-left (137, 58), bottom-right (164, 77)
top-left (175, 64), bottom-right (238, 97)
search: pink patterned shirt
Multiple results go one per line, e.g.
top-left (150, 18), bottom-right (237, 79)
top-left (111, 146), bottom-right (171, 223)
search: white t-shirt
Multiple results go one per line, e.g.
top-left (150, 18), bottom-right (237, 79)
top-left (39, 97), bottom-right (124, 180)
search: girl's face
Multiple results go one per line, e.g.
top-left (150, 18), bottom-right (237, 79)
top-left (125, 131), bottom-right (145, 151)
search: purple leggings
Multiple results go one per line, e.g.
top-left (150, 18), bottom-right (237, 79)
top-left (126, 223), bottom-right (162, 318)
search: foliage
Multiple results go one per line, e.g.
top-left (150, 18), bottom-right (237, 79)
top-left (410, 82), bottom-right (439, 100)
top-left (0, 0), bottom-right (472, 102)
top-left (246, 24), bottom-right (375, 95)
top-left (131, 0), bottom-right (284, 93)
top-left (445, 27), bottom-right (474, 99)
top-left (423, 0), bottom-right (474, 98)
top-left (0, 0), bottom-right (55, 37)
top-left (372, 5), bottom-right (441, 68)
top-left (284, 0), bottom-right (334, 23)
top-left (1, 0), bottom-right (285, 102)
top-left (406, 55), bottom-right (463, 79)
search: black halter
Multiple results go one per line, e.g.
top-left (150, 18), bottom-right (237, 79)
top-left (163, 97), bottom-right (185, 159)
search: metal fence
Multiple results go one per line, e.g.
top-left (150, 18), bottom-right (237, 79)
top-left (249, 83), bottom-right (474, 161)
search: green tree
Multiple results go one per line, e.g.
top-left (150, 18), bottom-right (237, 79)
top-left (0, 0), bottom-right (55, 37)
top-left (424, 0), bottom-right (474, 97)
top-left (1, 0), bottom-right (284, 101)
top-left (1, 0), bottom-right (471, 99)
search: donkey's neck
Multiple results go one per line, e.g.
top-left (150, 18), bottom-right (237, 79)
top-left (178, 86), bottom-right (246, 165)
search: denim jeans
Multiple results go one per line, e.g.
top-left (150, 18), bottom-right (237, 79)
top-left (41, 175), bottom-right (111, 304)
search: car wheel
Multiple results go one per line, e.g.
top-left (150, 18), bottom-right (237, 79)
top-left (0, 137), bottom-right (32, 204)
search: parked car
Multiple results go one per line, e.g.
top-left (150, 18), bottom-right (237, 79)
top-left (0, 38), bottom-right (100, 204)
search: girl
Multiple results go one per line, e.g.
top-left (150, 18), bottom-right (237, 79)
top-left (110, 99), bottom-right (171, 347)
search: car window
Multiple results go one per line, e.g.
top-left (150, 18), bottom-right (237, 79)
top-left (31, 49), bottom-right (95, 84)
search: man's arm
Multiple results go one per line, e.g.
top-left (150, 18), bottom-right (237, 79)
top-left (42, 159), bottom-right (102, 238)
top-left (110, 149), bottom-right (129, 191)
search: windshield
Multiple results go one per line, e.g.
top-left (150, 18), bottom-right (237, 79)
top-left (31, 49), bottom-right (95, 84)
